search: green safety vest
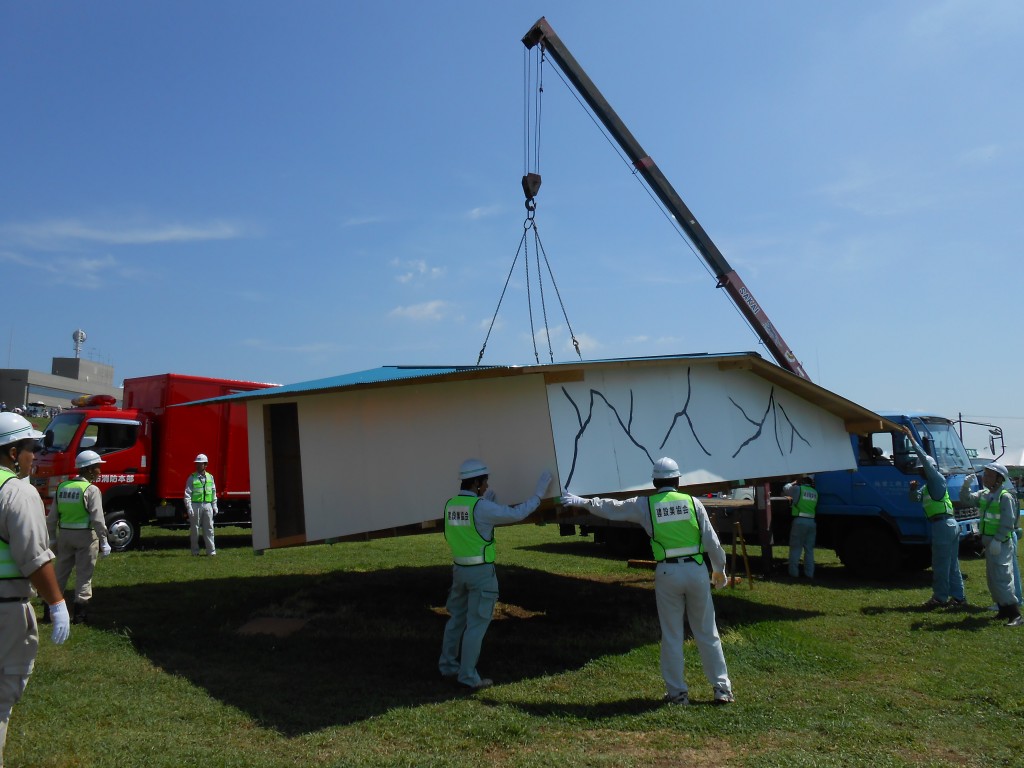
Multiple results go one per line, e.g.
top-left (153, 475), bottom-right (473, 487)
top-left (920, 486), bottom-right (953, 520)
top-left (444, 495), bottom-right (494, 566)
top-left (0, 469), bottom-right (25, 579)
top-left (190, 472), bottom-right (215, 504)
top-left (55, 478), bottom-right (92, 529)
top-left (979, 489), bottom-right (1013, 539)
top-left (648, 490), bottom-right (704, 564)
top-left (792, 485), bottom-right (818, 519)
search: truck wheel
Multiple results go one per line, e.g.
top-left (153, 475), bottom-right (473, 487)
top-left (837, 525), bottom-right (902, 579)
top-left (106, 513), bottom-right (140, 552)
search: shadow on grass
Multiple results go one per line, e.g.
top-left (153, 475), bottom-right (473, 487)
top-left (90, 564), bottom-right (816, 735)
top-left (523, 537), bottom-right (939, 592)
top-left (132, 527), bottom-right (253, 552)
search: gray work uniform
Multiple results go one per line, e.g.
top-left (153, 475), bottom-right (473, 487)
top-left (961, 481), bottom-right (1019, 607)
top-left (567, 489), bottom-right (732, 700)
top-left (47, 479), bottom-right (107, 604)
top-left (438, 490), bottom-right (541, 687)
top-left (0, 474), bottom-right (53, 767)
top-left (184, 471), bottom-right (218, 555)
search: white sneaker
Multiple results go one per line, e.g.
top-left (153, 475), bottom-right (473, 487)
top-left (662, 692), bottom-right (689, 705)
top-left (713, 686), bottom-right (735, 704)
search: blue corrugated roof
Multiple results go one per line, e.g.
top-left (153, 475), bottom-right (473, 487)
top-left (190, 352), bottom-right (764, 405)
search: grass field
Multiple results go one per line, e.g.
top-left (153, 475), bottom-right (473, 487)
top-left (9, 523), bottom-right (1022, 767)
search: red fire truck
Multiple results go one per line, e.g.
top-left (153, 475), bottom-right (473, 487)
top-left (32, 373), bottom-right (276, 550)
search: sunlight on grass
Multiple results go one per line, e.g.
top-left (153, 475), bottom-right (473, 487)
top-left (10, 524), bottom-right (1020, 767)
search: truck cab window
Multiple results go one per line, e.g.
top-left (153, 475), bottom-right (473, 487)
top-left (82, 421), bottom-right (139, 455)
top-left (43, 414), bottom-right (86, 452)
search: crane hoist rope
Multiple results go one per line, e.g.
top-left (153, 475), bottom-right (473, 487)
top-left (476, 45), bottom-right (582, 367)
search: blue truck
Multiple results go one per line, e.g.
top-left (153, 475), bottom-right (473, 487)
top-left (788, 412), bottom-right (982, 577)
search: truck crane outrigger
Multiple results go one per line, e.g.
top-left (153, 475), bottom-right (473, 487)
top-left (523, 17), bottom-right (809, 380)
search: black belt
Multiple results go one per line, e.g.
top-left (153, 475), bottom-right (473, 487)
top-left (663, 556), bottom-right (697, 564)
top-left (0, 596), bottom-right (28, 603)
top-left (929, 514), bottom-right (954, 522)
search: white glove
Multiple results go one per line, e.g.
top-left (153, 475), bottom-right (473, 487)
top-left (50, 601), bottom-right (70, 644)
top-left (534, 470), bottom-right (553, 499)
top-left (560, 489), bottom-right (587, 507)
top-left (988, 538), bottom-right (1002, 557)
top-left (100, 540), bottom-right (112, 558)
top-left (213, 507), bottom-right (220, 517)
top-left (711, 571), bottom-right (727, 589)
top-left (965, 473), bottom-right (977, 487)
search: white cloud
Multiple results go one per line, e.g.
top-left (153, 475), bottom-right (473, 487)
top-left (1, 218), bottom-right (245, 250)
top-left (465, 205), bottom-right (502, 220)
top-left (389, 300), bottom-right (448, 321)
top-left (0, 249), bottom-right (117, 289)
top-left (391, 258), bottom-right (444, 284)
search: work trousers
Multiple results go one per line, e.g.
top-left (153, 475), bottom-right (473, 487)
top-left (654, 560), bottom-right (731, 699)
top-left (1013, 530), bottom-right (1022, 605)
top-left (929, 517), bottom-right (964, 603)
top-left (0, 601), bottom-right (37, 768)
top-left (438, 563), bottom-right (498, 687)
top-left (188, 503), bottom-right (216, 555)
top-left (55, 528), bottom-right (99, 603)
top-left (788, 517), bottom-right (816, 578)
top-left (985, 536), bottom-right (1018, 608)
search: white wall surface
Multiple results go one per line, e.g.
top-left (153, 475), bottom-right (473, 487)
top-left (547, 364), bottom-right (856, 494)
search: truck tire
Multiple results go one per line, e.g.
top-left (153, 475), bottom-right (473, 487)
top-left (106, 512), bottom-right (140, 552)
top-left (837, 524), bottom-right (902, 579)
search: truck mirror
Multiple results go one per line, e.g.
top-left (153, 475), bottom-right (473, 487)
top-left (80, 435), bottom-right (97, 449)
top-left (43, 431), bottom-right (53, 448)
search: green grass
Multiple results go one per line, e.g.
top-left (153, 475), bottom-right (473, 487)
top-left (9, 524), bottom-right (1021, 767)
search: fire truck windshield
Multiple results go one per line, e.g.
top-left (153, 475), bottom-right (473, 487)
top-left (42, 413), bottom-right (86, 452)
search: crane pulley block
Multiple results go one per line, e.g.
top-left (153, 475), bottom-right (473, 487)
top-left (521, 172), bottom-right (542, 201)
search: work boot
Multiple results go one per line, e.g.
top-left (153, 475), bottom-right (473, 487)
top-left (1006, 606), bottom-right (1023, 627)
top-left (72, 600), bottom-right (88, 625)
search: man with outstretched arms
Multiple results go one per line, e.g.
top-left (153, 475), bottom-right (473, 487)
top-left (438, 458), bottom-right (553, 692)
top-left (562, 456), bottom-right (734, 705)
top-left (903, 426), bottom-right (965, 609)
top-left (0, 413), bottom-right (70, 767)
top-left (960, 462), bottom-right (1020, 626)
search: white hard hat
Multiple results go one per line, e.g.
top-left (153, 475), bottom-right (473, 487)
top-left (194, 453), bottom-right (209, 463)
top-left (0, 412), bottom-right (44, 447)
top-left (459, 458), bottom-right (489, 480)
top-left (75, 450), bottom-right (106, 469)
top-left (652, 457), bottom-right (681, 479)
top-left (985, 462), bottom-right (1009, 480)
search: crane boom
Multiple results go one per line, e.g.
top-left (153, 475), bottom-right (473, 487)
top-left (523, 17), bottom-right (809, 380)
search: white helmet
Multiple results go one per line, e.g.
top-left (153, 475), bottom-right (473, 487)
top-left (75, 450), bottom-right (106, 469)
top-left (652, 457), bottom-right (681, 479)
top-left (194, 454), bottom-right (209, 463)
top-left (459, 458), bottom-right (489, 479)
top-left (985, 462), bottom-right (1009, 480)
top-left (0, 412), bottom-right (44, 447)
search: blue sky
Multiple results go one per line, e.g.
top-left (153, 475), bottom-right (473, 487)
top-left (2, 1), bottom-right (1022, 456)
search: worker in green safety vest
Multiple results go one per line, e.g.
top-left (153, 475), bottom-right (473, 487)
top-left (562, 457), bottom-right (734, 706)
top-left (903, 426), bottom-right (966, 609)
top-left (783, 476), bottom-right (818, 580)
top-left (184, 454), bottom-right (218, 556)
top-left (960, 462), bottom-right (1021, 626)
top-left (0, 412), bottom-right (69, 766)
top-left (438, 458), bottom-right (553, 692)
top-left (46, 450), bottom-right (111, 624)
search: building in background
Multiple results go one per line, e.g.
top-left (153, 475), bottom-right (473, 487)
top-left (0, 357), bottom-right (123, 413)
